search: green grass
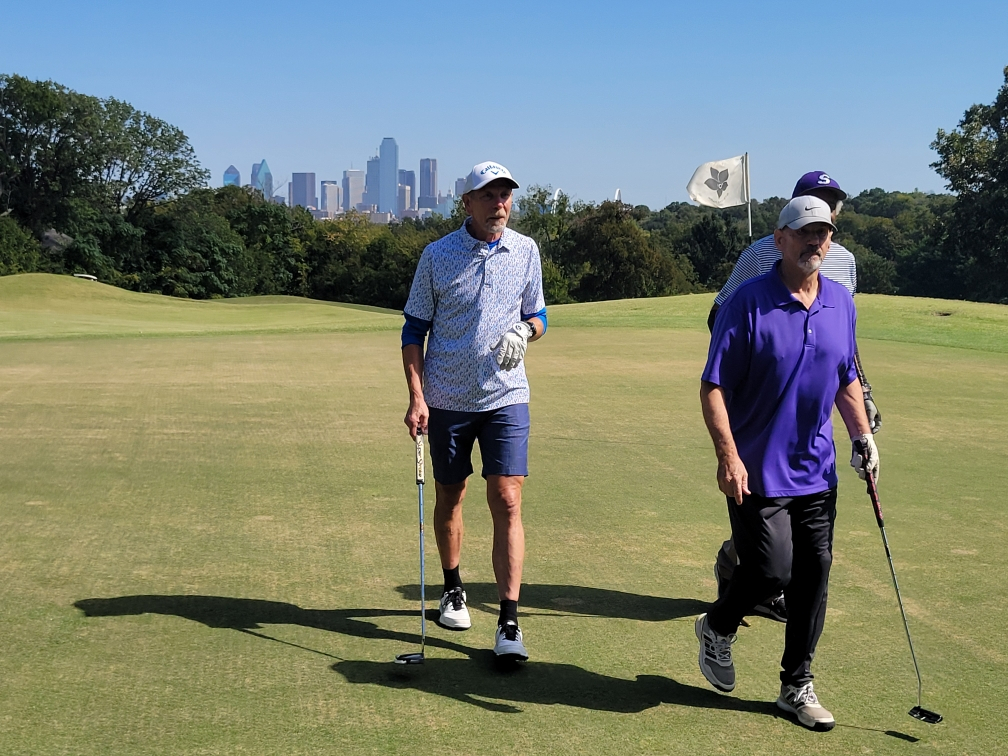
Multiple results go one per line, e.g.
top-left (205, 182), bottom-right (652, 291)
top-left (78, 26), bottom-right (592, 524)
top-left (1, 273), bottom-right (1007, 755)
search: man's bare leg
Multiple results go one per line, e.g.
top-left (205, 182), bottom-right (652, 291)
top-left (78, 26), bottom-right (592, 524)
top-left (487, 474), bottom-right (524, 601)
top-left (434, 480), bottom-right (467, 569)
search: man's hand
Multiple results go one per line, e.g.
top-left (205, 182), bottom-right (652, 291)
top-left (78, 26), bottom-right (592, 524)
top-left (404, 395), bottom-right (429, 440)
top-left (864, 392), bottom-right (882, 434)
top-left (851, 434), bottom-right (880, 481)
top-left (717, 452), bottom-right (751, 505)
top-left (494, 321), bottom-right (534, 370)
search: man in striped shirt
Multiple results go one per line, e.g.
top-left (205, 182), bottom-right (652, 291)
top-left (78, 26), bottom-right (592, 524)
top-left (707, 172), bottom-right (882, 623)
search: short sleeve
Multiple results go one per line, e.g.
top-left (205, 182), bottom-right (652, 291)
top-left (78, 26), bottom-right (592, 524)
top-left (404, 247), bottom-right (435, 321)
top-left (702, 298), bottom-right (751, 392)
top-left (839, 303), bottom-right (859, 387)
top-left (521, 241), bottom-right (546, 316)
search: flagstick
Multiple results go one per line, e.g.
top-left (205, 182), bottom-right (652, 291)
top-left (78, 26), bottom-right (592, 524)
top-left (745, 152), bottom-right (752, 240)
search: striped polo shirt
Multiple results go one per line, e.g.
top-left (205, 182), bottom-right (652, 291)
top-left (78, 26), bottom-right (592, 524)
top-left (713, 235), bottom-right (857, 306)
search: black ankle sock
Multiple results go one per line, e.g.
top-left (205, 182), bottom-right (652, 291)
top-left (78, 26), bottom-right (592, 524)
top-left (499, 599), bottom-right (518, 626)
top-left (442, 566), bottom-right (462, 593)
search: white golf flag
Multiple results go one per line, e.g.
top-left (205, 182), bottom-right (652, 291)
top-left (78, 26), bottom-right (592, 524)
top-left (687, 154), bottom-right (750, 208)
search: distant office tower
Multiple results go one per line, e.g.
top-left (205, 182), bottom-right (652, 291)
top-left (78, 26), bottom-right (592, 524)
top-left (251, 160), bottom-right (273, 198)
top-left (455, 177), bottom-right (466, 197)
top-left (364, 156), bottom-right (381, 209)
top-left (398, 169), bottom-right (416, 213)
top-left (291, 173), bottom-right (317, 209)
top-left (379, 137), bottom-right (398, 215)
top-left (419, 159), bottom-right (437, 209)
top-left (397, 184), bottom-right (412, 216)
top-left (342, 169), bottom-right (364, 212)
top-left (321, 181), bottom-right (342, 214)
top-left (223, 165), bottom-right (240, 186)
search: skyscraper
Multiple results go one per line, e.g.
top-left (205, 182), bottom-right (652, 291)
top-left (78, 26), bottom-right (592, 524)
top-left (291, 173), bottom-right (317, 209)
top-left (398, 169), bottom-right (416, 213)
top-left (455, 177), bottom-right (466, 198)
top-left (321, 181), bottom-right (342, 214)
top-left (251, 160), bottom-right (273, 198)
top-left (364, 156), bottom-right (381, 210)
top-left (379, 137), bottom-right (398, 215)
top-left (343, 169), bottom-right (364, 212)
top-left (419, 158), bottom-right (437, 209)
top-left (223, 165), bottom-right (240, 186)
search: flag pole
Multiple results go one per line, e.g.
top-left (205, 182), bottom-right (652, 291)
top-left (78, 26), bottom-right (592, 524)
top-left (745, 153), bottom-right (752, 240)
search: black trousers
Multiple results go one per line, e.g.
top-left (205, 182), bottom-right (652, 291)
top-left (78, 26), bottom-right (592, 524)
top-left (707, 488), bottom-right (837, 687)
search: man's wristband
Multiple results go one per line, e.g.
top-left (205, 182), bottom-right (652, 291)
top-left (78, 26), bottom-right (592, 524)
top-left (523, 319), bottom-right (538, 339)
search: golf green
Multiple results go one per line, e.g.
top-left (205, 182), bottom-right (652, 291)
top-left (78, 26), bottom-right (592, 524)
top-left (1, 274), bottom-right (1006, 754)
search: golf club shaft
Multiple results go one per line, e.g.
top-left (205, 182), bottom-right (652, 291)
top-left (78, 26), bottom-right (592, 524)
top-left (417, 434), bottom-right (426, 654)
top-left (866, 472), bottom-right (924, 709)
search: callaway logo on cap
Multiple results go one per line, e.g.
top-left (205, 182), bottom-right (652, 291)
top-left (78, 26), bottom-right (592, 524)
top-left (462, 161), bottom-right (520, 194)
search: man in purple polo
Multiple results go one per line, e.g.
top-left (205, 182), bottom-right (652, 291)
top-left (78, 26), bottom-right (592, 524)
top-left (695, 195), bottom-right (879, 731)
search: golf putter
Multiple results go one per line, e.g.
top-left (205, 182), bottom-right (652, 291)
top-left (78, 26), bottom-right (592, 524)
top-left (395, 433), bottom-right (427, 665)
top-left (856, 441), bottom-right (942, 724)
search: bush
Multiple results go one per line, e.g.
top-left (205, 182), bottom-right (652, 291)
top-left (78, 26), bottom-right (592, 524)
top-left (0, 216), bottom-right (40, 275)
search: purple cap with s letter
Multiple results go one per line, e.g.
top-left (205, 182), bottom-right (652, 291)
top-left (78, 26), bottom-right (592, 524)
top-left (792, 171), bottom-right (847, 201)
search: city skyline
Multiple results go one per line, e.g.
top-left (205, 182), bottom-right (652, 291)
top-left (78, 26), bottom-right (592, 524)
top-left (230, 140), bottom-right (464, 221)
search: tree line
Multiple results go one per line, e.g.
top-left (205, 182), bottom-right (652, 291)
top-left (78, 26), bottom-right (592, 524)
top-left (3, 70), bottom-right (1008, 307)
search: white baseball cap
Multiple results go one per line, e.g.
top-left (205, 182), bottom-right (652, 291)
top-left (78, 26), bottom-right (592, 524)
top-left (461, 161), bottom-right (519, 195)
top-left (777, 195), bottom-right (837, 232)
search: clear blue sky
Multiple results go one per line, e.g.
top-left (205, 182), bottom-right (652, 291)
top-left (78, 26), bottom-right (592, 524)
top-left (3, 1), bottom-right (1006, 207)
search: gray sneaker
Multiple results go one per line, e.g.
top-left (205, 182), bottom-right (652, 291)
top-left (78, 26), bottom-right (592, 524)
top-left (695, 613), bottom-right (736, 692)
top-left (776, 682), bottom-right (835, 731)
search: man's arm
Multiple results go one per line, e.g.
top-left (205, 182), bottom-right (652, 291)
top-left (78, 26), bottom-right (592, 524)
top-left (526, 316), bottom-right (545, 343)
top-left (854, 350), bottom-right (882, 433)
top-left (402, 344), bottom-right (428, 439)
top-left (836, 377), bottom-right (879, 480)
top-left (700, 381), bottom-right (750, 505)
top-left (835, 378), bottom-right (871, 438)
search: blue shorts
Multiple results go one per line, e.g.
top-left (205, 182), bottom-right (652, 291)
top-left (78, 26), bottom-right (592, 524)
top-left (427, 404), bottom-right (530, 485)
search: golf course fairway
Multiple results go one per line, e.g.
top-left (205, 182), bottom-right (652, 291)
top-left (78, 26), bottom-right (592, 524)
top-left (1, 273), bottom-right (1006, 755)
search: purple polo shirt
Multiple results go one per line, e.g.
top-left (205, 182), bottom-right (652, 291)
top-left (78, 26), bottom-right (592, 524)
top-left (702, 264), bottom-right (859, 497)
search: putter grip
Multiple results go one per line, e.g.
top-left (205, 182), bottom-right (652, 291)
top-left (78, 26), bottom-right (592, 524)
top-left (854, 438), bottom-right (884, 527)
top-left (416, 435), bottom-right (425, 485)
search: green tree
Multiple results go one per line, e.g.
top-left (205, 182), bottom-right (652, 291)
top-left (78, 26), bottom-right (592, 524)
top-left (563, 201), bottom-right (690, 301)
top-left (930, 65), bottom-right (1008, 302)
top-left (0, 214), bottom-right (40, 274)
top-left (0, 74), bottom-right (103, 234)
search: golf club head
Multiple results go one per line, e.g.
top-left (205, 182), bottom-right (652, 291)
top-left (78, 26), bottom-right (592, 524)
top-left (909, 706), bottom-right (942, 724)
top-left (394, 652), bottom-right (424, 665)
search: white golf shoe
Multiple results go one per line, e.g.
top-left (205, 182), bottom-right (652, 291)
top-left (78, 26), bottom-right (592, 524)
top-left (776, 682), bottom-right (835, 731)
top-left (437, 587), bottom-right (471, 630)
top-left (493, 621), bottom-right (528, 661)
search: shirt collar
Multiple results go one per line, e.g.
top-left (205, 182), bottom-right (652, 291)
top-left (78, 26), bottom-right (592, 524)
top-left (460, 220), bottom-right (513, 252)
top-left (770, 262), bottom-right (835, 310)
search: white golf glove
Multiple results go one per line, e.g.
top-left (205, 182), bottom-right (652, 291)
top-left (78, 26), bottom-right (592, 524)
top-left (493, 321), bottom-right (534, 371)
top-left (851, 434), bottom-right (880, 481)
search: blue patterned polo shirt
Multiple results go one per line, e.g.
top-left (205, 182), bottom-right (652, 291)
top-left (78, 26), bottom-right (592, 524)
top-left (403, 222), bottom-right (547, 412)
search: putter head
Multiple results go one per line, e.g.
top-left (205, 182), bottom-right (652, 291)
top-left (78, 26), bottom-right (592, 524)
top-left (394, 652), bottom-right (424, 665)
top-left (909, 706), bottom-right (942, 724)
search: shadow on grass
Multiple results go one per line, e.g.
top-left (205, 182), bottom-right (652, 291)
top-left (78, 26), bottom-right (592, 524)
top-left (74, 595), bottom-right (471, 657)
top-left (333, 652), bottom-right (777, 715)
top-left (396, 582), bottom-right (709, 621)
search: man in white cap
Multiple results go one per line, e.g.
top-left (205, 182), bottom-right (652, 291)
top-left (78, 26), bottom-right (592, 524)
top-left (696, 195), bottom-right (878, 730)
top-left (401, 161), bottom-right (547, 662)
